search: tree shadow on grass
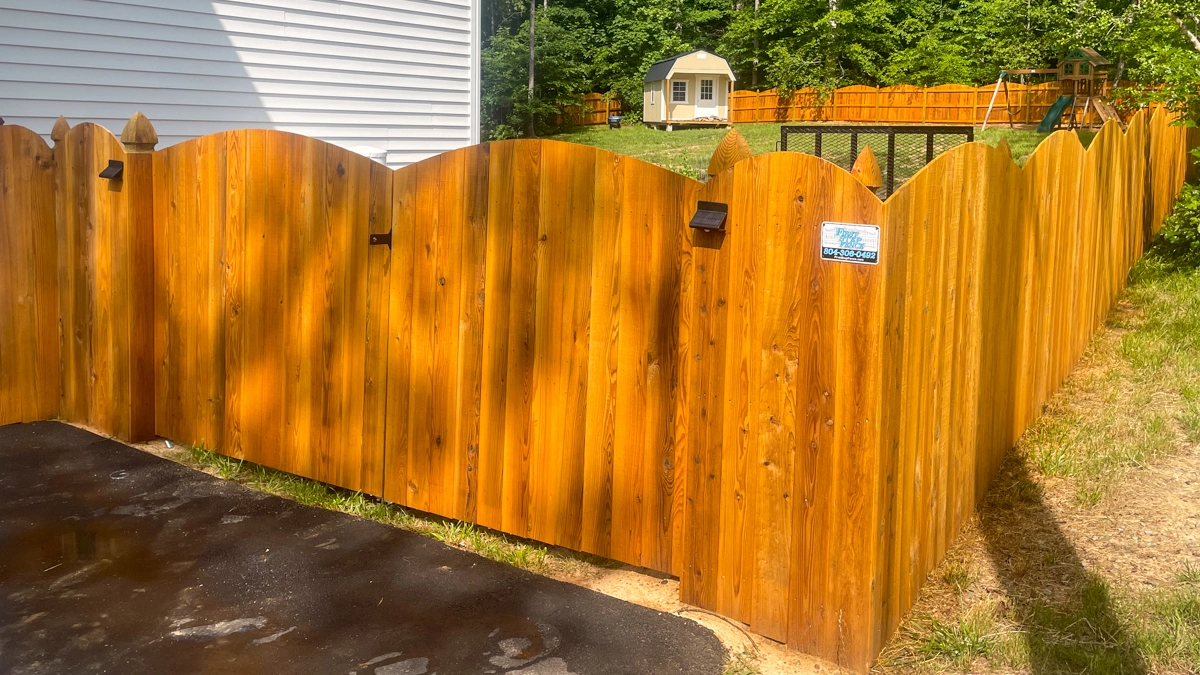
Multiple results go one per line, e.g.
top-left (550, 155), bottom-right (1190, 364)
top-left (977, 453), bottom-right (1148, 674)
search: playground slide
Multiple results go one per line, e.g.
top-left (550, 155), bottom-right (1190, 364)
top-left (1038, 96), bottom-right (1073, 133)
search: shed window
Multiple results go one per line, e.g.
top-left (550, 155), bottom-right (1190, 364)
top-left (1080, 63), bottom-right (1090, 75)
top-left (700, 79), bottom-right (714, 101)
top-left (1064, 63), bottom-right (1075, 75)
top-left (672, 80), bottom-right (688, 103)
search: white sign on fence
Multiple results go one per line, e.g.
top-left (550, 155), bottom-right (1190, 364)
top-left (820, 222), bottom-right (880, 265)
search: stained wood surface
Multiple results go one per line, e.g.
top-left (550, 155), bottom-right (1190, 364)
top-left (383, 140), bottom-right (698, 573)
top-left (53, 122), bottom-right (157, 441)
top-left (730, 82), bottom-right (1166, 126)
top-left (0, 111), bottom-right (1195, 673)
top-left (153, 130), bottom-right (387, 494)
top-left (0, 126), bottom-right (58, 426)
top-left (706, 128), bottom-right (753, 177)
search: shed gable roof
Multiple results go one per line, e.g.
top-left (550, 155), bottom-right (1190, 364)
top-left (644, 50), bottom-right (735, 82)
top-left (645, 52), bottom-right (694, 82)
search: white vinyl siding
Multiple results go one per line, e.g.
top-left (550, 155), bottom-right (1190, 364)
top-left (0, 0), bottom-right (479, 167)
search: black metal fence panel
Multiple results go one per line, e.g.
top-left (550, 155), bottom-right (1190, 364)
top-left (780, 125), bottom-right (975, 198)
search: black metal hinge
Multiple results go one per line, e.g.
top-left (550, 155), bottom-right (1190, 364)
top-left (369, 230), bottom-right (392, 249)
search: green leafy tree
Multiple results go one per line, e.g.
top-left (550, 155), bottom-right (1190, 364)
top-left (482, 4), bottom-right (596, 139)
top-left (479, 0), bottom-right (1200, 138)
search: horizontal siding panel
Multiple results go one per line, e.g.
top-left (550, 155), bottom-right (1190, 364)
top-left (0, 27), bottom-right (472, 79)
top-left (0, 0), bottom-right (479, 166)
top-left (213, 0), bottom-right (471, 23)
top-left (0, 46), bottom-right (468, 92)
top-left (7, 1), bottom-right (470, 43)
top-left (2, 100), bottom-right (469, 128)
top-left (2, 12), bottom-right (472, 62)
top-left (2, 82), bottom-right (470, 115)
top-left (0, 65), bottom-right (471, 103)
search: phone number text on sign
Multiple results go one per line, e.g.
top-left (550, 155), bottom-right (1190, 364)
top-left (820, 222), bottom-right (881, 265)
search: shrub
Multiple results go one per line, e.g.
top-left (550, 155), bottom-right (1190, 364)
top-left (1157, 152), bottom-right (1200, 265)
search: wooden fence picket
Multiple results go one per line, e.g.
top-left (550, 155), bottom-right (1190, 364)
top-left (0, 110), bottom-right (1193, 672)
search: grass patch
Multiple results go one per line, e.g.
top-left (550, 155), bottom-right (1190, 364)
top-left (941, 560), bottom-right (974, 597)
top-left (722, 648), bottom-right (762, 675)
top-left (876, 238), bottom-right (1200, 674)
top-left (975, 128), bottom-right (1096, 166)
top-left (1134, 583), bottom-right (1200, 669)
top-left (552, 123), bottom-right (1088, 181)
top-left (1009, 250), bottom-right (1200, 506)
top-left (182, 444), bottom-right (566, 575)
top-left (1177, 562), bottom-right (1200, 584)
top-left (889, 603), bottom-right (1022, 671)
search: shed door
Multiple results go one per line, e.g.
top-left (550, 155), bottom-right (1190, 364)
top-left (696, 77), bottom-right (718, 118)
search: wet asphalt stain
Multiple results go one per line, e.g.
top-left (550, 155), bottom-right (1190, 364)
top-left (0, 422), bottom-right (724, 675)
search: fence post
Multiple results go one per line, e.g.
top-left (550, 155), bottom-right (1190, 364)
top-left (922, 90), bottom-right (928, 123)
top-left (120, 112), bottom-right (158, 442)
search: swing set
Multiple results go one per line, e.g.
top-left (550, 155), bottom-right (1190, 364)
top-left (982, 48), bottom-right (1124, 132)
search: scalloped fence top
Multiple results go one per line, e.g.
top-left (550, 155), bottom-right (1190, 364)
top-left (0, 111), bottom-right (1196, 673)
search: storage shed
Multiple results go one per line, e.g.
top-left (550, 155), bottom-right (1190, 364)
top-left (643, 50), bottom-right (736, 130)
top-left (0, 0), bottom-right (479, 167)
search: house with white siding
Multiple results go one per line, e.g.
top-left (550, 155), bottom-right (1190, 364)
top-left (0, 0), bottom-right (479, 167)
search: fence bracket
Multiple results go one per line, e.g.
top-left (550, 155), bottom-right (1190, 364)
top-left (369, 230), bottom-right (392, 249)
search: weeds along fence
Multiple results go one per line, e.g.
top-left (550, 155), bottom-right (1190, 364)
top-left (0, 111), bottom-right (1195, 672)
top-left (730, 82), bottom-right (1163, 126)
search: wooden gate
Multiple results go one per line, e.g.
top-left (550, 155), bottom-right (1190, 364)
top-left (381, 141), bottom-right (697, 573)
top-left (153, 130), bottom-right (393, 495)
top-left (1, 111), bottom-right (1195, 673)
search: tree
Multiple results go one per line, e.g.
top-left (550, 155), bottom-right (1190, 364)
top-left (478, 0), bottom-right (1200, 138)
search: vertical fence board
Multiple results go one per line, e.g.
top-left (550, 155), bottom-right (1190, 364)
top-left (0, 126), bottom-right (58, 425)
top-left (2, 114), bottom-right (1195, 674)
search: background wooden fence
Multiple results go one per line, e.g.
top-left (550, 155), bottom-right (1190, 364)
top-left (0, 110), bottom-right (1194, 671)
top-left (563, 93), bottom-right (624, 126)
top-left (729, 82), bottom-right (1161, 126)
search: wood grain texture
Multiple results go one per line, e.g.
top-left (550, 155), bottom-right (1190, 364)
top-left (706, 128), bottom-right (753, 178)
top-left (384, 140), bottom-right (697, 569)
top-left (730, 82), bottom-right (1158, 126)
top-left (0, 126), bottom-right (58, 426)
top-left (52, 122), bottom-right (155, 441)
top-left (2, 113), bottom-right (1194, 674)
top-left (153, 130), bottom-right (387, 493)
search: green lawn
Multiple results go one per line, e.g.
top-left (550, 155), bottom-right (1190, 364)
top-left (876, 246), bottom-right (1200, 675)
top-left (551, 123), bottom-right (1096, 182)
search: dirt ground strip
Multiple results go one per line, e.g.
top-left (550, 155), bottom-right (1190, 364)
top-left (877, 438), bottom-right (1199, 674)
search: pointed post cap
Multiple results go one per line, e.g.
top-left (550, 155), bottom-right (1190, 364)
top-left (996, 137), bottom-right (1013, 159)
top-left (121, 112), bottom-right (158, 152)
top-left (706, 128), bottom-right (753, 178)
top-left (51, 116), bottom-right (71, 144)
top-left (851, 145), bottom-right (884, 190)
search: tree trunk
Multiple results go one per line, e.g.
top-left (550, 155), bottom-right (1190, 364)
top-left (527, 0), bottom-right (536, 137)
top-left (1173, 13), bottom-right (1200, 52)
top-left (752, 0), bottom-right (760, 87)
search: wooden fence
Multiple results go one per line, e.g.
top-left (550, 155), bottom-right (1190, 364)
top-left (0, 110), bottom-right (1194, 672)
top-left (564, 93), bottom-right (624, 125)
top-left (729, 82), bottom-right (1161, 127)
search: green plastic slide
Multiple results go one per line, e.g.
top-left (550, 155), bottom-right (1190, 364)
top-left (1038, 96), bottom-right (1073, 133)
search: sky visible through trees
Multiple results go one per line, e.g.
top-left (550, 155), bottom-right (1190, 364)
top-left (480, 0), bottom-right (1200, 138)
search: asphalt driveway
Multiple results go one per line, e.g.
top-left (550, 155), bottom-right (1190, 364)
top-left (0, 422), bottom-right (725, 675)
